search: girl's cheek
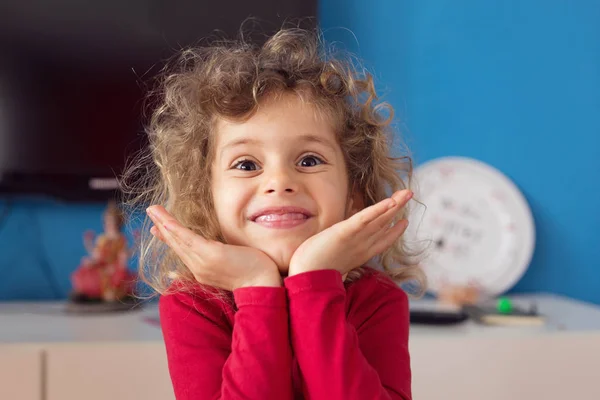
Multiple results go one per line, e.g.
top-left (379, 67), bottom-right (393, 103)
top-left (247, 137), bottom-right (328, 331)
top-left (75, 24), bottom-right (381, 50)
top-left (216, 183), bottom-right (250, 216)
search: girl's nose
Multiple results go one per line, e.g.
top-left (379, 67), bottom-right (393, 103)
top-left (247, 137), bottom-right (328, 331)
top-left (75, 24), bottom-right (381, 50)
top-left (263, 168), bottom-right (299, 195)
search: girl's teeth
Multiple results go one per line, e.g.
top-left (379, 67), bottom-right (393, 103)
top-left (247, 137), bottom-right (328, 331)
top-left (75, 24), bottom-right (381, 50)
top-left (255, 213), bottom-right (307, 222)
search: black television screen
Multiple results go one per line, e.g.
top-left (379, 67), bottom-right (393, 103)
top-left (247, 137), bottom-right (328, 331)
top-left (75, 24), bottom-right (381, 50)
top-left (0, 0), bottom-right (317, 201)
top-left (0, 56), bottom-right (145, 200)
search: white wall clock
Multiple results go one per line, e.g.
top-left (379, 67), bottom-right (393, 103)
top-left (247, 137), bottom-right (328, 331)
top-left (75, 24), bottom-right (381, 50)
top-left (405, 156), bottom-right (536, 297)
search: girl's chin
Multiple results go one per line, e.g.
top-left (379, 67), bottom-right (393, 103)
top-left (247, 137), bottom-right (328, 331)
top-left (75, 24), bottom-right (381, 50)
top-left (265, 251), bottom-right (293, 274)
top-left (224, 234), bottom-right (304, 273)
top-left (276, 264), bottom-right (290, 277)
top-left (260, 245), bottom-right (298, 274)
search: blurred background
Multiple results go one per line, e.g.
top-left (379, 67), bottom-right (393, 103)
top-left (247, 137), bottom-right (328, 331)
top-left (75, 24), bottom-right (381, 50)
top-left (1, 0), bottom-right (598, 304)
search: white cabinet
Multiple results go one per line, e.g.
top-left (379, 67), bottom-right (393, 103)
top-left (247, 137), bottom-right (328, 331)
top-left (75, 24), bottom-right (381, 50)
top-left (2, 294), bottom-right (600, 400)
top-left (0, 346), bottom-right (42, 400)
top-left (411, 333), bottom-right (600, 399)
top-left (409, 295), bottom-right (600, 400)
top-left (0, 302), bottom-right (173, 400)
top-left (46, 343), bottom-right (173, 400)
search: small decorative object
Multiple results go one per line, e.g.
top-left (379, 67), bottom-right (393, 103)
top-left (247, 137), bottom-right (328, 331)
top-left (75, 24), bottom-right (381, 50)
top-left (496, 297), bottom-right (514, 314)
top-left (437, 282), bottom-right (481, 306)
top-left (463, 299), bottom-right (544, 326)
top-left (405, 157), bottom-right (536, 299)
top-left (67, 201), bottom-right (138, 312)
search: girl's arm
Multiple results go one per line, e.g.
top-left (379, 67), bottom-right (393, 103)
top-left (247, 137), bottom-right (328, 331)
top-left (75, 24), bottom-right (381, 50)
top-left (160, 284), bottom-right (293, 400)
top-left (147, 205), bottom-right (292, 398)
top-left (285, 269), bottom-right (411, 400)
top-left (284, 190), bottom-right (414, 399)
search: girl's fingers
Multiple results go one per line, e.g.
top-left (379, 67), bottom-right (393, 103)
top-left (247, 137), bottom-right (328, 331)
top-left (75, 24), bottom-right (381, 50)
top-left (391, 189), bottom-right (413, 206)
top-left (147, 205), bottom-right (175, 226)
top-left (348, 195), bottom-right (398, 231)
top-left (162, 220), bottom-right (199, 249)
top-left (370, 219), bottom-right (409, 255)
top-left (370, 190), bottom-right (413, 232)
top-left (146, 207), bottom-right (197, 270)
top-left (150, 226), bottom-right (165, 242)
top-left (147, 206), bottom-right (207, 249)
top-left (147, 206), bottom-right (215, 274)
top-left (147, 211), bottom-right (181, 250)
top-left (149, 218), bottom-right (197, 268)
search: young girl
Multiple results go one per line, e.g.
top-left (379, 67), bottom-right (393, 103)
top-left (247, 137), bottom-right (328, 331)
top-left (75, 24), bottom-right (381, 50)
top-left (132, 27), bottom-right (424, 400)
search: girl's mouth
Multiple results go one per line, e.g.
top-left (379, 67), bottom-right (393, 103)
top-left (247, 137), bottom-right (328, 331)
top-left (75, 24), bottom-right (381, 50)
top-left (254, 213), bottom-right (310, 229)
top-left (249, 207), bottom-right (313, 229)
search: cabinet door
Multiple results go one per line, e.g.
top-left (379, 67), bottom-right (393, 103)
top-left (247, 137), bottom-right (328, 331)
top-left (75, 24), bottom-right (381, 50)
top-left (0, 346), bottom-right (42, 400)
top-left (410, 334), bottom-right (600, 400)
top-left (46, 343), bottom-right (174, 400)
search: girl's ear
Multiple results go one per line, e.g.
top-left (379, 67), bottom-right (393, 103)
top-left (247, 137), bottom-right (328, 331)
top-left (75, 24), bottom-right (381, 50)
top-left (347, 188), bottom-right (365, 218)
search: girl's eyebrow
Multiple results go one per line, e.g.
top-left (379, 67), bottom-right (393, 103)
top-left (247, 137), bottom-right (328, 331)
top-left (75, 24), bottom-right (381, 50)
top-left (220, 138), bottom-right (261, 158)
top-left (220, 133), bottom-right (336, 158)
top-left (297, 134), bottom-right (337, 152)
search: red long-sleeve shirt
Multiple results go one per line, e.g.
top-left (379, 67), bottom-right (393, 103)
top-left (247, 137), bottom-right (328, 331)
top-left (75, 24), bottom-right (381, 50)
top-left (159, 268), bottom-right (412, 399)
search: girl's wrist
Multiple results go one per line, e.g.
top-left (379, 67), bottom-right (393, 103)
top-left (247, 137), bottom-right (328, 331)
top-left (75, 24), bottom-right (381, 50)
top-left (235, 270), bottom-right (282, 289)
top-left (287, 265), bottom-right (325, 278)
top-left (287, 268), bottom-right (304, 278)
top-left (287, 266), bottom-right (307, 278)
top-left (287, 267), bottom-right (348, 282)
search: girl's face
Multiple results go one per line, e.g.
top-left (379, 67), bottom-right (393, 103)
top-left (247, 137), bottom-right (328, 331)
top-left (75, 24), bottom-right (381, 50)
top-left (211, 93), bottom-right (357, 274)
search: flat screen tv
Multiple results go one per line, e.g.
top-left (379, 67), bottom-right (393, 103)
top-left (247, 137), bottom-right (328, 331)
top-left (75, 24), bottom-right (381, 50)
top-left (0, 0), bottom-right (317, 201)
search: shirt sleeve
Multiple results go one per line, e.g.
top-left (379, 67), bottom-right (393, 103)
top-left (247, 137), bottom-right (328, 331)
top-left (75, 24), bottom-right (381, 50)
top-left (159, 286), bottom-right (293, 400)
top-left (285, 269), bottom-right (412, 400)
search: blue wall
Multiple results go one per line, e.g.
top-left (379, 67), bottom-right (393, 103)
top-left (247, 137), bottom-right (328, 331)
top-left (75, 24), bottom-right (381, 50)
top-left (0, 199), bottom-right (140, 301)
top-left (320, 0), bottom-right (600, 304)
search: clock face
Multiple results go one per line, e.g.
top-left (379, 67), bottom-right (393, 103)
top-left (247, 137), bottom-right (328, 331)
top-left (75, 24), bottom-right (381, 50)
top-left (405, 157), bottom-right (535, 297)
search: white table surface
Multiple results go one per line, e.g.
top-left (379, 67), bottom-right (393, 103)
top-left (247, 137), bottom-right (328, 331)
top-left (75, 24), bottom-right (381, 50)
top-left (409, 293), bottom-right (600, 338)
top-left (0, 301), bottom-right (163, 345)
top-left (1, 293), bottom-right (599, 345)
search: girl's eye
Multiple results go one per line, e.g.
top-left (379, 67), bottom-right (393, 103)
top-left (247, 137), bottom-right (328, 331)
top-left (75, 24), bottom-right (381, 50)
top-left (233, 160), bottom-right (259, 171)
top-left (298, 155), bottom-right (324, 167)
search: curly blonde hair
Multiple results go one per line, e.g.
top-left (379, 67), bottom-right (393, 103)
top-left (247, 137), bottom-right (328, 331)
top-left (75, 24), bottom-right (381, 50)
top-left (123, 27), bottom-right (425, 295)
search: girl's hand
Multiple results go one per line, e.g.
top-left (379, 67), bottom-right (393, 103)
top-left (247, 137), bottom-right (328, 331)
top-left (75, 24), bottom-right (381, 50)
top-left (147, 206), bottom-right (282, 291)
top-left (288, 190), bottom-right (413, 278)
